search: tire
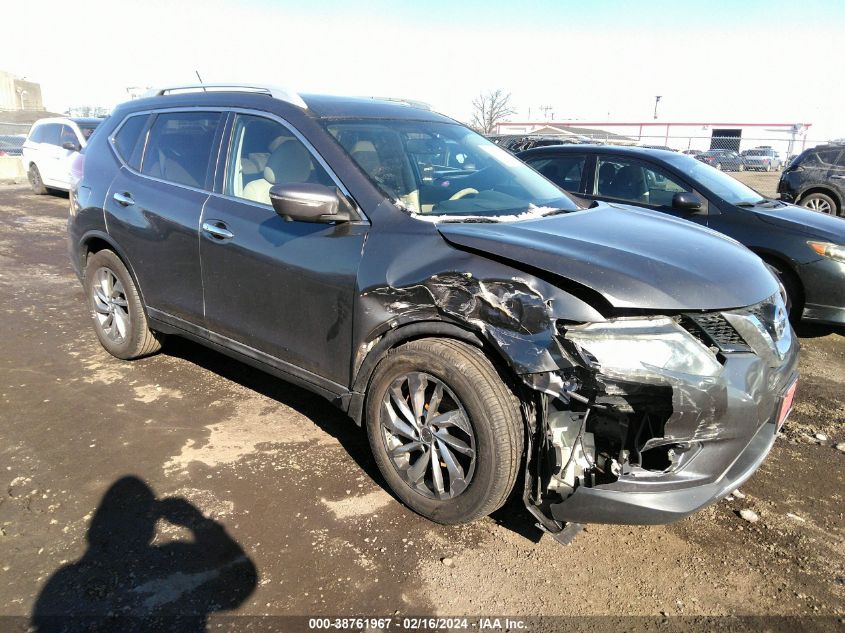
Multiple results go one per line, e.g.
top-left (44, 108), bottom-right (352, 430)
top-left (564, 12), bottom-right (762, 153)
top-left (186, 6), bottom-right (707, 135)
top-left (365, 338), bottom-right (523, 525)
top-left (800, 192), bottom-right (837, 216)
top-left (28, 163), bottom-right (48, 195)
top-left (765, 260), bottom-right (803, 322)
top-left (83, 249), bottom-right (163, 360)
top-left (716, 162), bottom-right (722, 171)
top-left (738, 163), bottom-right (745, 172)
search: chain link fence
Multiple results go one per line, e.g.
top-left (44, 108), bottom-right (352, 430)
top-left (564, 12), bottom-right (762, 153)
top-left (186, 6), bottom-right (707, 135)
top-left (0, 121), bottom-right (30, 157)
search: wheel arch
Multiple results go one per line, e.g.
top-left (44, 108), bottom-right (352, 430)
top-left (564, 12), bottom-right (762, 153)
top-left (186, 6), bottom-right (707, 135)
top-left (346, 319), bottom-right (524, 426)
top-left (78, 231), bottom-right (149, 310)
top-left (753, 249), bottom-right (806, 313)
top-left (797, 186), bottom-right (842, 214)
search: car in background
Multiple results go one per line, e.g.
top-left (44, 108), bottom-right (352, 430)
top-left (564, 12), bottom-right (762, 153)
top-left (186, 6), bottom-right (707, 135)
top-left (488, 134), bottom-right (586, 153)
top-left (519, 144), bottom-right (845, 325)
top-left (696, 149), bottom-right (744, 171)
top-left (0, 134), bottom-right (26, 157)
top-left (22, 117), bottom-right (102, 194)
top-left (742, 148), bottom-right (782, 171)
top-left (778, 144), bottom-right (845, 216)
top-left (681, 149), bottom-right (702, 156)
top-left (641, 144), bottom-right (675, 151)
top-left (67, 84), bottom-right (798, 536)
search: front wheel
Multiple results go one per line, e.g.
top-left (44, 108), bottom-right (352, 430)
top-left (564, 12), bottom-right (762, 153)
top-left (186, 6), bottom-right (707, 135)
top-left (83, 249), bottom-right (163, 359)
top-left (365, 338), bottom-right (523, 524)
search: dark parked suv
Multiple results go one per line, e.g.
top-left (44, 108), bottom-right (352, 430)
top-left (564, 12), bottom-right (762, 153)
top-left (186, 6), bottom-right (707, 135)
top-left (69, 85), bottom-right (798, 538)
top-left (778, 144), bottom-right (845, 216)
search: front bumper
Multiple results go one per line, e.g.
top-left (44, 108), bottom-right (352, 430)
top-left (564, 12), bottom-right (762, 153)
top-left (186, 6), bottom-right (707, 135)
top-left (798, 257), bottom-right (845, 325)
top-left (544, 319), bottom-right (800, 526)
top-left (549, 411), bottom-right (780, 524)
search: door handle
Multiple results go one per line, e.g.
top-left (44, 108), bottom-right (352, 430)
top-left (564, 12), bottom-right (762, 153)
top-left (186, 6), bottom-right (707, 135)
top-left (113, 192), bottom-right (134, 206)
top-left (202, 221), bottom-right (234, 240)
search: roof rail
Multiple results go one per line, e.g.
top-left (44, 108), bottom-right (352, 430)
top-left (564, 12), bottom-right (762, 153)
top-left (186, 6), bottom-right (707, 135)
top-left (142, 84), bottom-right (307, 109)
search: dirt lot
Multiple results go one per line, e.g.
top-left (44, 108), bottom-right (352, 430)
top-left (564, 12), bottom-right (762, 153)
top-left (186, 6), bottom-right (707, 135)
top-left (0, 185), bottom-right (843, 631)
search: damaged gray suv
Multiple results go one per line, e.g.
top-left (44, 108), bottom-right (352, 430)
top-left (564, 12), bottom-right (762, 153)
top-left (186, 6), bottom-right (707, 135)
top-left (68, 85), bottom-right (799, 538)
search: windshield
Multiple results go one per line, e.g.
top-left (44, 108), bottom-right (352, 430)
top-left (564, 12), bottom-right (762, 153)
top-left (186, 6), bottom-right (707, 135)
top-left (665, 153), bottom-right (766, 205)
top-left (324, 119), bottom-right (578, 219)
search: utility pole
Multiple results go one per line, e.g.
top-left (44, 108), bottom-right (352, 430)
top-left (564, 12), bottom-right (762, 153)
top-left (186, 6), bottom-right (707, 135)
top-left (653, 95), bottom-right (662, 120)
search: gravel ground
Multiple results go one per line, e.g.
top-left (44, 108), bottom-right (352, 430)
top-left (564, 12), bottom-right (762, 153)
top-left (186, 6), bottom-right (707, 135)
top-left (0, 185), bottom-right (842, 631)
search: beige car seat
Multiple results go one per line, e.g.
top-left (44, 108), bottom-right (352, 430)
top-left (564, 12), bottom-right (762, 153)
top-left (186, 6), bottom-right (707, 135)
top-left (242, 140), bottom-right (313, 205)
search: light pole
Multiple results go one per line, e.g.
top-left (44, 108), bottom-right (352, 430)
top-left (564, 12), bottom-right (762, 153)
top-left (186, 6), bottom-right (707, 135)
top-left (653, 95), bottom-right (662, 120)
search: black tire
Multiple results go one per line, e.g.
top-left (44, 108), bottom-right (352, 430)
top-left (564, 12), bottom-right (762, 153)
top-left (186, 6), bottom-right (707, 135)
top-left (83, 249), bottom-right (163, 359)
top-left (28, 163), bottom-right (48, 195)
top-left (799, 192), bottom-right (838, 216)
top-left (365, 338), bottom-right (523, 525)
top-left (764, 260), bottom-right (803, 322)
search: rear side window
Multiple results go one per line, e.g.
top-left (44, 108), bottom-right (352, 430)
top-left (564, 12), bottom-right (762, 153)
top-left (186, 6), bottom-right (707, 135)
top-left (29, 126), bottom-right (45, 143)
top-left (113, 115), bottom-right (149, 169)
top-left (814, 149), bottom-right (843, 167)
top-left (525, 155), bottom-right (586, 193)
top-left (140, 112), bottom-right (222, 188)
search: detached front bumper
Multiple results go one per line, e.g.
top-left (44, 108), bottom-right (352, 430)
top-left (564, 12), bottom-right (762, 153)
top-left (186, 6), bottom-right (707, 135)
top-left (549, 410), bottom-right (781, 524)
top-left (539, 307), bottom-right (800, 526)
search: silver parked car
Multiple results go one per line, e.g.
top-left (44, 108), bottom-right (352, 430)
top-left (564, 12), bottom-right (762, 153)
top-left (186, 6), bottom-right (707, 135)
top-left (742, 148), bottom-right (782, 171)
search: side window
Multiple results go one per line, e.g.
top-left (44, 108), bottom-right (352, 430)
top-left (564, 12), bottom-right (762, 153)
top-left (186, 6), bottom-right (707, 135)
top-left (112, 115), bottom-right (149, 169)
top-left (525, 155), bottom-right (586, 193)
top-left (225, 114), bottom-right (334, 205)
top-left (29, 126), bottom-right (45, 143)
top-left (60, 125), bottom-right (79, 148)
top-left (41, 124), bottom-right (61, 146)
top-left (140, 112), bottom-right (221, 188)
top-left (816, 149), bottom-right (843, 167)
top-left (595, 157), bottom-right (689, 206)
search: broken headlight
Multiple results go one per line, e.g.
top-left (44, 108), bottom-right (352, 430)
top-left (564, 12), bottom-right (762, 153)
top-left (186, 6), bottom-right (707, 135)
top-left (565, 317), bottom-right (723, 377)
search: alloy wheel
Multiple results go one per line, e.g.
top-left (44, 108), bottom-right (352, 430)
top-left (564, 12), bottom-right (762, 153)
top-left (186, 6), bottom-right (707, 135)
top-left (805, 197), bottom-right (833, 214)
top-left (380, 372), bottom-right (476, 500)
top-left (91, 267), bottom-right (130, 343)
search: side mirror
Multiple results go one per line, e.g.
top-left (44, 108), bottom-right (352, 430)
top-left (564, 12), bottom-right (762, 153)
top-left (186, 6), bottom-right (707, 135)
top-left (269, 183), bottom-right (352, 223)
top-left (672, 192), bottom-right (703, 212)
top-left (62, 141), bottom-right (81, 152)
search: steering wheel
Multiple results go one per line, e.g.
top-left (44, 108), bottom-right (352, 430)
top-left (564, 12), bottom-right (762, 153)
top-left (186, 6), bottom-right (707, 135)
top-left (449, 188), bottom-right (479, 201)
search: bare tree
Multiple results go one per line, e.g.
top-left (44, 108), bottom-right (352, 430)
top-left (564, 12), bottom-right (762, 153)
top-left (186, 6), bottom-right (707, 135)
top-left (470, 90), bottom-right (517, 135)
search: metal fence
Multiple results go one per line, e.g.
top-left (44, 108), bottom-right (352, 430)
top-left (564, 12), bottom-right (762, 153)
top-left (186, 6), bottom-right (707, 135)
top-left (0, 123), bottom-right (27, 157)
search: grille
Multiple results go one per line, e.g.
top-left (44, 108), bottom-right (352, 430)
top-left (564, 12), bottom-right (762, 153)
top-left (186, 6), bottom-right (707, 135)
top-left (680, 313), bottom-right (751, 353)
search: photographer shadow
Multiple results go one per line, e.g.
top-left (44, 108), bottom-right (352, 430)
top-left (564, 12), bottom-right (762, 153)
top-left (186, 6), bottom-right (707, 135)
top-left (31, 476), bottom-right (257, 632)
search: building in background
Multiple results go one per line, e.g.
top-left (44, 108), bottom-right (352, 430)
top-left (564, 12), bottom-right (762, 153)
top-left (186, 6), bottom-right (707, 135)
top-left (0, 71), bottom-right (44, 111)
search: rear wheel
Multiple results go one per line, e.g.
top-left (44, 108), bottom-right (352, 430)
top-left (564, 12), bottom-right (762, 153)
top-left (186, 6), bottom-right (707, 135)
top-left (83, 249), bottom-right (163, 359)
top-left (800, 192), bottom-right (837, 215)
top-left (365, 338), bottom-right (523, 524)
top-left (28, 164), bottom-right (48, 195)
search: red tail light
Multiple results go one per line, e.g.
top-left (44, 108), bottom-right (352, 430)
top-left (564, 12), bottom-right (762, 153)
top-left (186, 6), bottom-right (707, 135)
top-left (0, 150), bottom-right (7, 157)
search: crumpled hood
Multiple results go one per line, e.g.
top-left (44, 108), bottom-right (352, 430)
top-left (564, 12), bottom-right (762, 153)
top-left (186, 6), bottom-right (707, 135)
top-left (436, 203), bottom-right (778, 311)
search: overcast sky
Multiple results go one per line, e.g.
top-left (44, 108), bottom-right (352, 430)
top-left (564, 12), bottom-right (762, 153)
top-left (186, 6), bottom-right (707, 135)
top-left (5, 0), bottom-right (844, 140)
